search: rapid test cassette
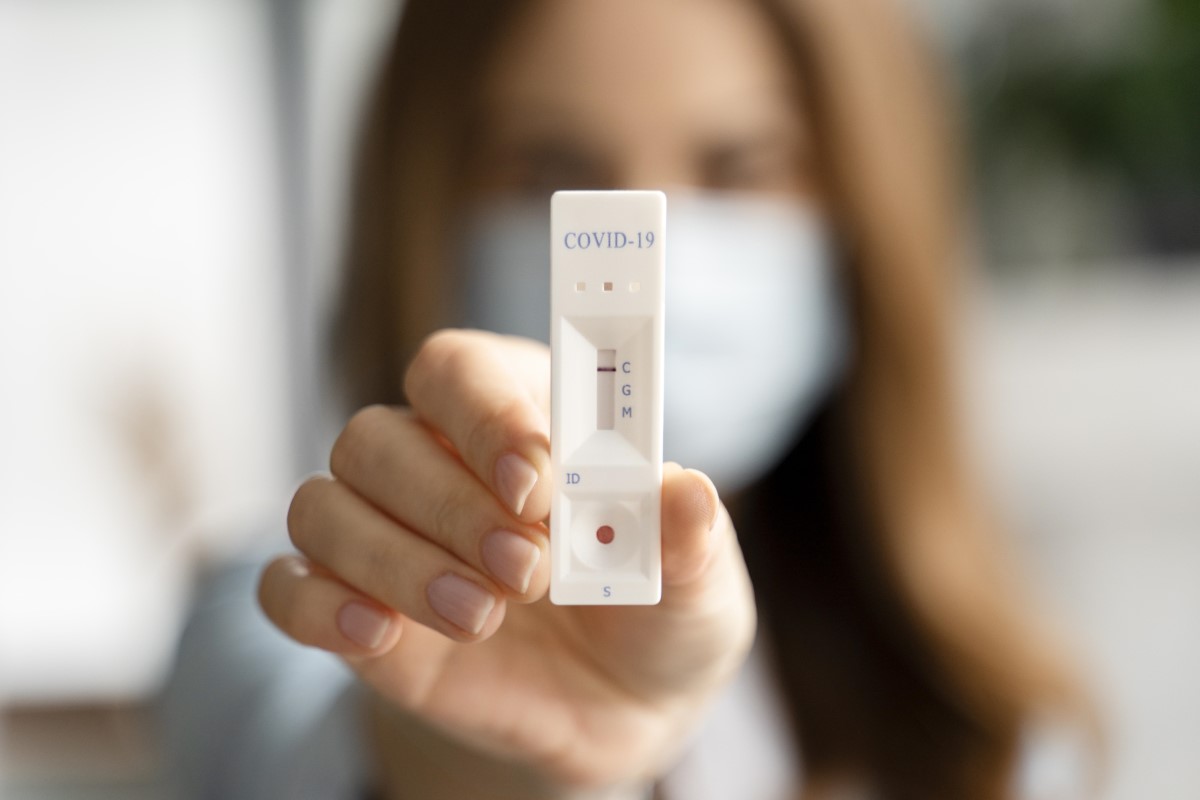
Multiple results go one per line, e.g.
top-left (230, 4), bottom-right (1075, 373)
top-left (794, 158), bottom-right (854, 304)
top-left (550, 190), bottom-right (665, 606)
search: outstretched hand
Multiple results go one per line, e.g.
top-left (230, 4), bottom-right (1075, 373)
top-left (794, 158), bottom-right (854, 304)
top-left (258, 329), bottom-right (756, 790)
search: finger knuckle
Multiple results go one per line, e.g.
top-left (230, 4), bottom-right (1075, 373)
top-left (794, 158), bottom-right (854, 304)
top-left (257, 560), bottom-right (297, 630)
top-left (464, 396), bottom-right (528, 465)
top-left (330, 404), bottom-right (391, 478)
top-left (404, 328), bottom-right (471, 402)
top-left (287, 477), bottom-right (330, 552)
top-left (432, 477), bottom-right (478, 548)
top-left (358, 539), bottom-right (402, 604)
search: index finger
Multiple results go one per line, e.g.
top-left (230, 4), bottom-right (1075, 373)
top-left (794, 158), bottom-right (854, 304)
top-left (404, 329), bottom-right (552, 523)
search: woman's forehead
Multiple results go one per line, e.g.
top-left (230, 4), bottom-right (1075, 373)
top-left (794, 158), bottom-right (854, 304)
top-left (478, 0), bottom-right (807, 144)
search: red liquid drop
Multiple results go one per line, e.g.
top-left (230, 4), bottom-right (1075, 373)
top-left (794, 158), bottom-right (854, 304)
top-left (596, 525), bottom-right (615, 545)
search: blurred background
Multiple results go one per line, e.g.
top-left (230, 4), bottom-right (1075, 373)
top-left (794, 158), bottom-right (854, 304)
top-left (0, 0), bottom-right (1196, 797)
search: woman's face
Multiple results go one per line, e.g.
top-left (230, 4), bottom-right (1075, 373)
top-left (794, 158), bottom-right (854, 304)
top-left (454, 0), bottom-right (847, 495)
top-left (472, 0), bottom-right (820, 203)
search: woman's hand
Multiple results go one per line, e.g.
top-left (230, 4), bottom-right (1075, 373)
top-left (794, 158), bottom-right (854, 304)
top-left (258, 330), bottom-right (756, 793)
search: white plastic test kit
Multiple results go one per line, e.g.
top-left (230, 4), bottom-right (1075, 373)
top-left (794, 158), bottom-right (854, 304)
top-left (550, 190), bottom-right (665, 606)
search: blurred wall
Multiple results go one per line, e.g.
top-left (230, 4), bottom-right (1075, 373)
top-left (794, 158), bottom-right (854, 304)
top-left (0, 0), bottom-right (398, 710)
top-left (0, 0), bottom-right (293, 703)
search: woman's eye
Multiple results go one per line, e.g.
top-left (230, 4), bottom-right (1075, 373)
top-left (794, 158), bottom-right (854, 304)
top-left (701, 143), bottom-right (806, 192)
top-left (497, 144), bottom-right (610, 196)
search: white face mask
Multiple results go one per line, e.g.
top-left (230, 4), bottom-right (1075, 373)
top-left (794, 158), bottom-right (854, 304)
top-left (455, 192), bottom-right (850, 493)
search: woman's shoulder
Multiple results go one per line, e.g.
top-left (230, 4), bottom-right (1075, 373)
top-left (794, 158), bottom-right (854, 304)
top-left (660, 635), bottom-right (802, 800)
top-left (163, 537), bottom-right (373, 800)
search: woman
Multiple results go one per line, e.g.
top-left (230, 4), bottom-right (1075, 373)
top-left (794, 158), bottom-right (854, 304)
top-left (243, 0), bottom-right (1085, 798)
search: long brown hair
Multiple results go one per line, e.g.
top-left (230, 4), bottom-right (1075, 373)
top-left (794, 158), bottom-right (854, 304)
top-left (333, 1), bottom-right (1083, 797)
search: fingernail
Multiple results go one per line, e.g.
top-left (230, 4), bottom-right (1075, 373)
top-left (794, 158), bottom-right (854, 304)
top-left (427, 574), bottom-right (496, 635)
top-left (337, 602), bottom-right (391, 649)
top-left (481, 530), bottom-right (541, 594)
top-left (494, 453), bottom-right (539, 516)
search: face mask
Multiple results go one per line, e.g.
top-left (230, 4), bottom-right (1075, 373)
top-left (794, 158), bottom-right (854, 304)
top-left (455, 192), bottom-right (850, 493)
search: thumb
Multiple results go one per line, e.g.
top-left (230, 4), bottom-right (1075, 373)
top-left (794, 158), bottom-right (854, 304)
top-left (660, 463), bottom-right (722, 587)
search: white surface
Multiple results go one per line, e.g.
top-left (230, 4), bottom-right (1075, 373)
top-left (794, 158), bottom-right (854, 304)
top-left (550, 191), bottom-right (665, 605)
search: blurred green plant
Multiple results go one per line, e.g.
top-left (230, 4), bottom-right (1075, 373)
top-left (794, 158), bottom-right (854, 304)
top-left (967, 0), bottom-right (1200, 258)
